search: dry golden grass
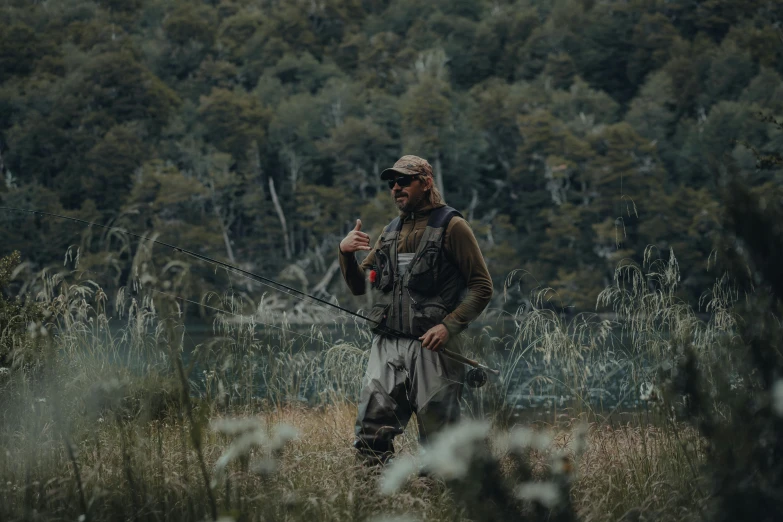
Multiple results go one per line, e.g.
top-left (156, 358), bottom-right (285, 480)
top-left (0, 401), bottom-right (461, 521)
top-left (0, 400), bottom-right (706, 522)
top-left (573, 420), bottom-right (706, 521)
top-left (0, 249), bottom-right (723, 521)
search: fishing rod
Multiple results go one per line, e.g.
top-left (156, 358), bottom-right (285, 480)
top-left (152, 288), bottom-right (496, 388)
top-left (0, 206), bottom-right (499, 384)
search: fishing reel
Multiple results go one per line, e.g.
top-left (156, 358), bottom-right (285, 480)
top-left (465, 367), bottom-right (488, 388)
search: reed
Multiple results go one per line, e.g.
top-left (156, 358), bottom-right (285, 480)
top-left (0, 246), bottom-right (738, 521)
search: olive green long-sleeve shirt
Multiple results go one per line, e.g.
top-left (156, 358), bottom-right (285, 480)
top-left (339, 204), bottom-right (493, 337)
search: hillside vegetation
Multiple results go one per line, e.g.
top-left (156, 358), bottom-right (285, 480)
top-left (1, 0), bottom-right (781, 313)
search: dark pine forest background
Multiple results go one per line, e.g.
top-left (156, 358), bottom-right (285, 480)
top-left (1, 0), bottom-right (782, 315)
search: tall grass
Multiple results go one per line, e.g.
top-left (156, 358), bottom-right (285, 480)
top-left (0, 246), bottom-right (736, 521)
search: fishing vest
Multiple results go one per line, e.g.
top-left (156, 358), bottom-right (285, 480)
top-left (368, 206), bottom-right (467, 337)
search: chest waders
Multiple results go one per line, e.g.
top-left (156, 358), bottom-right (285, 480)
top-left (354, 206), bottom-right (469, 465)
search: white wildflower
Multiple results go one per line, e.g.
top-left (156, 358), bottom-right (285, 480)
top-left (550, 451), bottom-right (572, 475)
top-left (729, 374), bottom-right (744, 390)
top-left (281, 491), bottom-right (299, 507)
top-left (515, 481), bottom-right (561, 509)
top-left (214, 430), bottom-right (266, 474)
top-left (568, 422), bottom-right (588, 457)
top-left (772, 380), bottom-right (783, 417)
top-left (639, 382), bottom-right (660, 402)
top-left (380, 455), bottom-right (418, 495)
top-left (212, 419), bottom-right (296, 482)
top-left (369, 516), bottom-right (419, 522)
top-left (251, 457), bottom-right (278, 476)
top-left (210, 417), bottom-right (263, 436)
top-left (494, 426), bottom-right (552, 454)
top-left (269, 423), bottom-right (298, 452)
top-left (420, 420), bottom-right (490, 480)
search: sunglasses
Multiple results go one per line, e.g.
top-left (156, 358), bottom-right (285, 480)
top-left (387, 176), bottom-right (419, 190)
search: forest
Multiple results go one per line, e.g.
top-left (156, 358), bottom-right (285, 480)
top-left (2, 0), bottom-right (781, 313)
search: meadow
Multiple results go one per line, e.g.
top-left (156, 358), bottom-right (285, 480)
top-left (2, 2), bottom-right (781, 520)
top-left (0, 248), bottom-right (733, 522)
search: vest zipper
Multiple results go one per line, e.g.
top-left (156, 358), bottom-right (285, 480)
top-left (406, 288), bottom-right (417, 332)
top-left (398, 274), bottom-right (403, 331)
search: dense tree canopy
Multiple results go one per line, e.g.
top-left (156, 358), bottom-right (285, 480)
top-left (1, 0), bottom-right (781, 314)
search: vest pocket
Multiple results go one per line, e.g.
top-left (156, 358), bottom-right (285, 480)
top-left (410, 300), bottom-right (449, 337)
top-left (368, 302), bottom-right (390, 330)
top-left (374, 249), bottom-right (394, 292)
top-left (407, 245), bottom-right (440, 295)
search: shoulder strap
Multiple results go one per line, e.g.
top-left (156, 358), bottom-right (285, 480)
top-left (426, 206), bottom-right (463, 230)
top-left (384, 216), bottom-right (402, 233)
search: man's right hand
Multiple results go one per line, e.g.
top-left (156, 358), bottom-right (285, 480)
top-left (339, 219), bottom-right (372, 254)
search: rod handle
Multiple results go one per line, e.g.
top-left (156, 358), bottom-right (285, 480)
top-left (441, 349), bottom-right (500, 375)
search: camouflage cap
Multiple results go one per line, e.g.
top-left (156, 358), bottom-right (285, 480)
top-left (380, 155), bottom-right (433, 180)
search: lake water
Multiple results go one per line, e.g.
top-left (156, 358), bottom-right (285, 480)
top-left (175, 317), bottom-right (655, 415)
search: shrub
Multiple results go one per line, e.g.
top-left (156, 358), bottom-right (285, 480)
top-left (0, 251), bottom-right (49, 375)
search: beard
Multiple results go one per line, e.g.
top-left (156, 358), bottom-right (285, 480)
top-left (394, 190), bottom-right (427, 212)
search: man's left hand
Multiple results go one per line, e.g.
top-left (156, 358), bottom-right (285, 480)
top-left (419, 324), bottom-right (449, 352)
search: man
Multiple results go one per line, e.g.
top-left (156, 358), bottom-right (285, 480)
top-left (338, 154), bottom-right (493, 465)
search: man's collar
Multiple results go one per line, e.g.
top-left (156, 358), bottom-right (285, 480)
top-left (400, 202), bottom-right (445, 219)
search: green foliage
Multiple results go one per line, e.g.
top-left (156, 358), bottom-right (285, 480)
top-left (80, 50), bottom-right (181, 128)
top-left (163, 3), bottom-right (217, 47)
top-left (0, 0), bottom-right (780, 314)
top-left (401, 76), bottom-right (452, 157)
top-left (0, 252), bottom-right (47, 372)
top-left (0, 23), bottom-right (49, 82)
top-left (662, 152), bottom-right (783, 521)
top-left (84, 124), bottom-right (147, 209)
top-left (198, 87), bottom-right (268, 161)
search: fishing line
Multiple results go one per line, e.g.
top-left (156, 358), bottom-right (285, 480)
top-left (151, 289), bottom-right (349, 350)
top-left (0, 206), bottom-right (372, 323)
top-left (1, 206), bottom-right (498, 378)
top-left (151, 289), bottom-right (470, 388)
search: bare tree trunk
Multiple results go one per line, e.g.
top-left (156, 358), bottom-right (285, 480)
top-left (269, 177), bottom-right (292, 260)
top-left (331, 99), bottom-right (343, 127)
top-left (282, 146), bottom-right (301, 193)
top-left (251, 141), bottom-right (262, 177)
top-left (208, 179), bottom-right (237, 264)
top-left (311, 258), bottom-right (340, 296)
top-left (467, 188), bottom-right (478, 222)
top-left (216, 211), bottom-right (236, 264)
top-left (434, 155), bottom-right (445, 200)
